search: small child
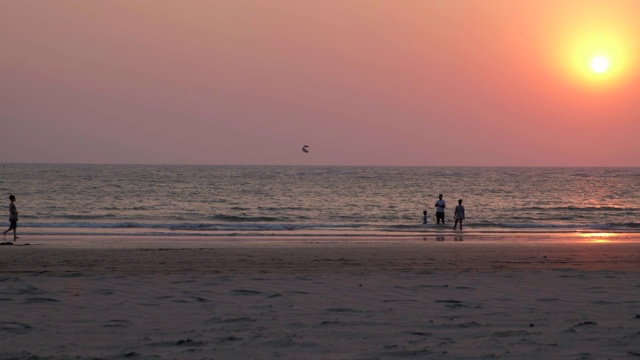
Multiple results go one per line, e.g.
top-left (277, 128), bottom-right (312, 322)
top-left (422, 210), bottom-right (428, 224)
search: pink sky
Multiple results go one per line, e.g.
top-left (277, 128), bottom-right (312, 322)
top-left (2, 1), bottom-right (639, 166)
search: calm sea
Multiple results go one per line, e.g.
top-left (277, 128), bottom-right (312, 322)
top-left (1, 164), bottom-right (639, 237)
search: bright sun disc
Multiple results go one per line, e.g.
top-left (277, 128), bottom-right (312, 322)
top-left (590, 56), bottom-right (610, 73)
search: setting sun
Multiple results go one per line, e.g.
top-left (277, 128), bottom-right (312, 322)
top-left (590, 56), bottom-right (610, 73)
top-left (548, 5), bottom-right (639, 90)
top-left (564, 31), bottom-right (629, 84)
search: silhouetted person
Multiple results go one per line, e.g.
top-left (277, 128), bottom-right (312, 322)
top-left (453, 199), bottom-right (465, 231)
top-left (434, 194), bottom-right (446, 224)
top-left (3, 195), bottom-right (18, 241)
top-left (422, 210), bottom-right (428, 224)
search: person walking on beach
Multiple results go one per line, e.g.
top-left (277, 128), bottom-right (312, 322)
top-left (434, 194), bottom-right (446, 224)
top-left (3, 195), bottom-right (19, 242)
top-left (453, 199), bottom-right (465, 231)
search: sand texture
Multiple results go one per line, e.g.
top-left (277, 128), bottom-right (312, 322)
top-left (0, 235), bottom-right (639, 359)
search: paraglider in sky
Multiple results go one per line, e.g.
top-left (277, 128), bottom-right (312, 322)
top-left (302, 145), bottom-right (309, 153)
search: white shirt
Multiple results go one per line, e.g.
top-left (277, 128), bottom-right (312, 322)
top-left (435, 199), bottom-right (445, 213)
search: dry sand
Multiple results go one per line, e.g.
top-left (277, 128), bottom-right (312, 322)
top-left (0, 234), bottom-right (639, 359)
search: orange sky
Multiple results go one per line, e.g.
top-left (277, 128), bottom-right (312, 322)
top-left (1, 0), bottom-right (639, 166)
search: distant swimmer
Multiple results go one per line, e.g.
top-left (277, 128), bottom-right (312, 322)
top-left (302, 145), bottom-right (310, 153)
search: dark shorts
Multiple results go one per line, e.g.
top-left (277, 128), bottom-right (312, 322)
top-left (436, 212), bottom-right (444, 220)
top-left (8, 220), bottom-right (17, 230)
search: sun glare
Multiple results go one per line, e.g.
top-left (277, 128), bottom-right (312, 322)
top-left (579, 232), bottom-right (617, 242)
top-left (567, 31), bottom-right (625, 82)
top-left (590, 56), bottom-right (609, 73)
top-left (551, 13), bottom-right (638, 89)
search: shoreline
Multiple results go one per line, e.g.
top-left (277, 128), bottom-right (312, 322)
top-left (1, 233), bottom-right (639, 275)
top-left (14, 227), bottom-right (640, 238)
top-left (9, 230), bottom-right (640, 244)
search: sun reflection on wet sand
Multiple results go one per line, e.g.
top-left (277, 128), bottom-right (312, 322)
top-left (578, 232), bottom-right (617, 242)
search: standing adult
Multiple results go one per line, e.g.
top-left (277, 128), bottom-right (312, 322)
top-left (453, 199), bottom-right (465, 231)
top-left (434, 194), bottom-right (446, 224)
top-left (3, 195), bottom-right (19, 242)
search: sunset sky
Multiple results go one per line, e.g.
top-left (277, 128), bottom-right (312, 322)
top-left (2, 0), bottom-right (639, 166)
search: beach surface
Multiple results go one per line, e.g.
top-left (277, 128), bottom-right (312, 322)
top-left (1, 234), bottom-right (639, 359)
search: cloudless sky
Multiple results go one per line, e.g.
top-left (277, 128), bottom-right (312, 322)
top-left (2, 0), bottom-right (639, 166)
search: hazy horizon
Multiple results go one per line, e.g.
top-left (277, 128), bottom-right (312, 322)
top-left (2, 162), bottom-right (639, 169)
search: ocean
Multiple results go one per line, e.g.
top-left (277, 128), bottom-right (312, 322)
top-left (1, 164), bottom-right (639, 237)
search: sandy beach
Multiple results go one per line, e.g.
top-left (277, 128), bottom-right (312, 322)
top-left (1, 234), bottom-right (639, 359)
